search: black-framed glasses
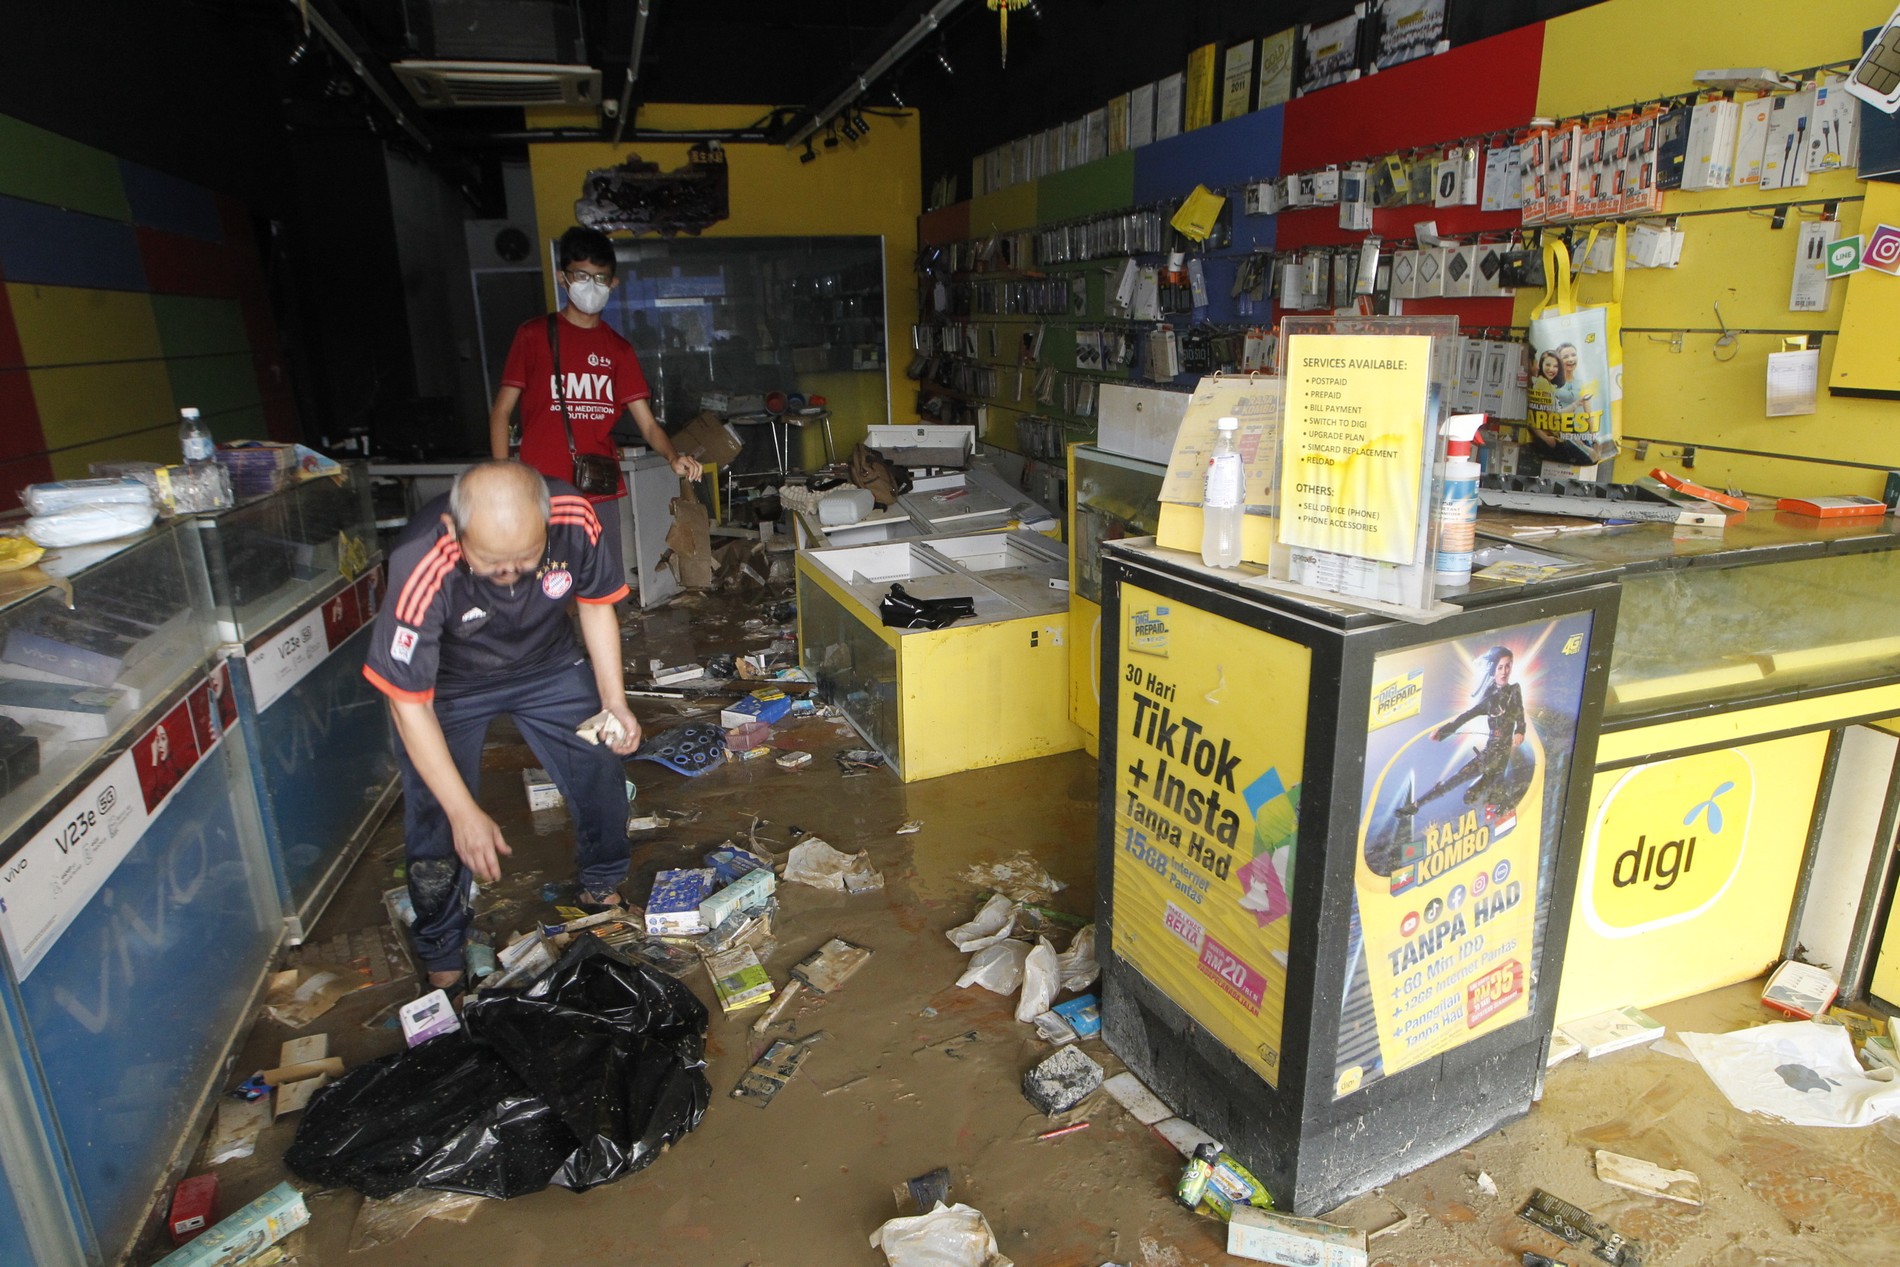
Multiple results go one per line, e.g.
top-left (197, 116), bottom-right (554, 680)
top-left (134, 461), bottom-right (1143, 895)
top-left (563, 268), bottom-right (613, 286)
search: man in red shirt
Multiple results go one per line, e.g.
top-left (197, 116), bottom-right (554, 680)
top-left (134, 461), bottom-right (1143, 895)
top-left (488, 226), bottom-right (703, 592)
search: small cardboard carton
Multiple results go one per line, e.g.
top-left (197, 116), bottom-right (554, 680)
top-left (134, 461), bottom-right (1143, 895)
top-left (522, 767), bottom-right (563, 811)
top-left (399, 990), bottom-right (462, 1047)
top-left (673, 412), bottom-right (744, 466)
top-left (647, 868), bottom-right (715, 935)
top-left (666, 478), bottom-right (715, 590)
top-left (719, 689), bottom-right (792, 730)
top-left (154, 1182), bottom-right (307, 1267)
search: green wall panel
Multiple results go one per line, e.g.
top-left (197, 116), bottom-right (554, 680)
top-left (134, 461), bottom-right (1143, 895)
top-left (151, 295), bottom-right (248, 359)
top-left (0, 116), bottom-right (132, 222)
top-left (1037, 153), bottom-right (1137, 224)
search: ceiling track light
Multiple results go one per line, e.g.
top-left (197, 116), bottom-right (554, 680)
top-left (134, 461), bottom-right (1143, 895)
top-left (799, 139), bottom-right (817, 163)
top-left (937, 47), bottom-right (955, 76)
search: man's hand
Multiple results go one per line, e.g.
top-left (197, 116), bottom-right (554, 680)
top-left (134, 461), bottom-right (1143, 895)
top-left (671, 453), bottom-right (704, 481)
top-left (603, 702), bottom-right (643, 755)
top-left (448, 806), bottom-right (513, 883)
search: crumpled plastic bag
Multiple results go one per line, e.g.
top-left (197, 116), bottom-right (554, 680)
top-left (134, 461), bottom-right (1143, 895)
top-left (1057, 925), bottom-right (1099, 992)
top-left (960, 853), bottom-right (1065, 904)
top-left (284, 937), bottom-right (709, 1199)
top-left (783, 837), bottom-right (882, 891)
top-left (946, 894), bottom-right (1019, 953)
top-left (1015, 938), bottom-right (1059, 1024)
top-left (1680, 1021), bottom-right (1900, 1128)
top-left (957, 941), bottom-right (1031, 995)
top-left (24, 501), bottom-right (158, 547)
top-left (870, 1201), bottom-right (1015, 1267)
top-left (348, 1188), bottom-right (483, 1250)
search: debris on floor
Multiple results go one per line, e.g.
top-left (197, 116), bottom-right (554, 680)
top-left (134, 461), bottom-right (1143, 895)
top-left (1593, 1148), bottom-right (1703, 1205)
top-left (1556, 1004), bottom-right (1664, 1058)
top-left (1023, 1044), bottom-right (1104, 1115)
top-left (285, 939), bottom-right (709, 1199)
top-left (1225, 1205), bottom-right (1366, 1266)
top-left (792, 936), bottom-right (874, 993)
top-left (705, 943), bottom-right (775, 1013)
top-left (1680, 1019), bottom-right (1900, 1127)
top-left (348, 1187), bottom-right (484, 1252)
top-left (783, 836), bottom-right (882, 891)
top-left (165, 1173), bottom-right (219, 1245)
top-left (1518, 1189), bottom-right (1641, 1267)
top-left (261, 965), bottom-right (360, 1029)
top-left (960, 852), bottom-right (1065, 903)
top-left (869, 1201), bottom-right (1015, 1267)
top-left (892, 1165), bottom-right (953, 1214)
top-left (733, 1031), bottom-right (828, 1107)
top-left (152, 1182), bottom-right (308, 1267)
top-left (1759, 958), bottom-right (1840, 1018)
top-left (202, 1096), bottom-right (269, 1166)
top-left (947, 893), bottom-right (1020, 952)
top-left (957, 940), bottom-right (1031, 994)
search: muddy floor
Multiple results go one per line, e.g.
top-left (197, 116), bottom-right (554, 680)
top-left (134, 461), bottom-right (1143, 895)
top-left (163, 587), bottom-right (1900, 1267)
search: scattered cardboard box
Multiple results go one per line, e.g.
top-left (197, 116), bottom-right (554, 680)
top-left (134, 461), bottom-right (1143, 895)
top-left (674, 412), bottom-right (744, 466)
top-left (153, 1182), bottom-right (308, 1267)
top-left (1227, 1206), bottom-right (1368, 1266)
top-left (399, 990), bottom-right (461, 1047)
top-left (522, 767), bottom-right (563, 811)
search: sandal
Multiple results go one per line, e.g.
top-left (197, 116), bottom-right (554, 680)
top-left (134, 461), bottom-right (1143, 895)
top-left (575, 888), bottom-right (627, 916)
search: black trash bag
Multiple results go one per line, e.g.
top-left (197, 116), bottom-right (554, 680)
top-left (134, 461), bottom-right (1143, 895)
top-left (285, 937), bottom-right (709, 1199)
top-left (879, 582), bottom-right (976, 630)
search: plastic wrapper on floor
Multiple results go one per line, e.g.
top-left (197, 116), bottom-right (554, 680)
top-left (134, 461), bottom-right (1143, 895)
top-left (283, 937), bottom-right (710, 1199)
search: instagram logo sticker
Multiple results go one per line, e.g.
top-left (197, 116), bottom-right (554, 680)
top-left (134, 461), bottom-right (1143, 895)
top-left (1864, 223), bottom-right (1900, 276)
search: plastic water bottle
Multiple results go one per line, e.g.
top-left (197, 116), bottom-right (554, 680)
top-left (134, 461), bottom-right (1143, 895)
top-left (1201, 415), bottom-right (1244, 568)
top-left (179, 407), bottom-right (214, 467)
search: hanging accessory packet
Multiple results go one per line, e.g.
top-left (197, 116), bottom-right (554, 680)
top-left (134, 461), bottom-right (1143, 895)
top-left (547, 315), bottom-right (621, 497)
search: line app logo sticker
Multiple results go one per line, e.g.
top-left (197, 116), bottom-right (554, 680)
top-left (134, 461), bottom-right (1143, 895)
top-left (1582, 749), bottom-right (1754, 937)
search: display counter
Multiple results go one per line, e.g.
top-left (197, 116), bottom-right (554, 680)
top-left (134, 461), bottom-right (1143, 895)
top-left (0, 519), bottom-right (281, 1264)
top-left (202, 462), bottom-right (398, 936)
top-left (789, 459), bottom-right (1060, 549)
top-left (797, 530), bottom-right (1081, 781)
top-left (1094, 506), bottom-right (1900, 1213)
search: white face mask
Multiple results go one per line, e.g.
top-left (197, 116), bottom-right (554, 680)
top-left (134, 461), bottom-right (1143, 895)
top-left (565, 276), bottom-right (611, 315)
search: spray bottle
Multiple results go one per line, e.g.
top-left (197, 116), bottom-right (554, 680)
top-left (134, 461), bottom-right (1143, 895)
top-left (1433, 413), bottom-right (1486, 584)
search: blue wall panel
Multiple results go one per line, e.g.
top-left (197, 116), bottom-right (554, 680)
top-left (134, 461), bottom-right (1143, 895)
top-left (0, 195), bottom-right (148, 292)
top-left (119, 161), bottom-right (223, 241)
top-left (1132, 106), bottom-right (1284, 207)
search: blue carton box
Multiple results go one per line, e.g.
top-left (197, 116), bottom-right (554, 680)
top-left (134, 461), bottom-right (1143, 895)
top-left (719, 690), bottom-right (793, 730)
top-left (647, 867), bottom-right (715, 935)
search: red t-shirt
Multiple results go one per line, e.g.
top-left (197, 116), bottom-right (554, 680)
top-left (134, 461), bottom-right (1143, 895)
top-left (501, 312), bottom-right (650, 501)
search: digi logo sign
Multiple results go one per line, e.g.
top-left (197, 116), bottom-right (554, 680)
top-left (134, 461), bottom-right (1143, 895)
top-left (1582, 749), bottom-right (1754, 938)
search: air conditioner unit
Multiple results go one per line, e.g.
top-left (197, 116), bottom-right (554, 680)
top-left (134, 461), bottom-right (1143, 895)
top-left (393, 60), bottom-right (600, 108)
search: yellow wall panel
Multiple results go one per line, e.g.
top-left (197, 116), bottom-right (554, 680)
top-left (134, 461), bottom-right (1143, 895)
top-left (1520, 0), bottom-right (1900, 497)
top-left (28, 362), bottom-right (175, 449)
top-left (5, 284), bottom-right (163, 367)
top-left (1833, 182), bottom-right (1900, 396)
top-left (1536, 0), bottom-right (1896, 117)
top-left (527, 107), bottom-right (921, 425)
top-left (968, 180), bottom-right (1039, 235)
top-left (47, 426), bottom-right (176, 480)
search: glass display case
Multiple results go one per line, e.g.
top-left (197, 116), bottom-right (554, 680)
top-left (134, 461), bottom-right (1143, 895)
top-left (797, 532), bottom-right (1081, 780)
top-left (0, 523), bottom-right (214, 849)
top-left (193, 461), bottom-right (377, 644)
top-left (1604, 548), bottom-right (1900, 719)
top-left (0, 516), bottom-right (283, 1267)
top-left (201, 463), bottom-right (395, 933)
